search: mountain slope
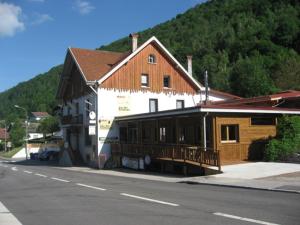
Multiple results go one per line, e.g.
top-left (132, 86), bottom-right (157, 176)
top-left (0, 0), bottom-right (299, 120)
top-left (0, 65), bottom-right (62, 120)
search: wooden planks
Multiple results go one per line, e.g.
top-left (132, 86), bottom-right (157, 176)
top-left (101, 43), bottom-right (198, 94)
top-left (214, 115), bottom-right (277, 163)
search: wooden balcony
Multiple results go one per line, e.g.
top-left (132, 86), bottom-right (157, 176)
top-left (111, 143), bottom-right (221, 171)
top-left (61, 114), bottom-right (83, 125)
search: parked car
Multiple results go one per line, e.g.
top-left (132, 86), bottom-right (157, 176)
top-left (38, 150), bottom-right (59, 161)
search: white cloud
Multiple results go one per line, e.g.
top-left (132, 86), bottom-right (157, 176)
top-left (31, 13), bottom-right (53, 25)
top-left (0, 2), bottom-right (25, 37)
top-left (73, 0), bottom-right (95, 15)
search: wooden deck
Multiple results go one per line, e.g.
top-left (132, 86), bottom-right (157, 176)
top-left (111, 143), bottom-right (221, 171)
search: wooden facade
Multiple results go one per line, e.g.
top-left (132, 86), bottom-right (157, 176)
top-left (213, 115), bottom-right (276, 163)
top-left (62, 65), bottom-right (91, 101)
top-left (101, 43), bottom-right (198, 94)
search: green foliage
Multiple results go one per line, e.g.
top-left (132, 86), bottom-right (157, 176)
top-left (0, 147), bottom-right (23, 158)
top-left (0, 65), bottom-right (62, 121)
top-left (265, 116), bottom-right (300, 161)
top-left (0, 0), bottom-right (300, 121)
top-left (37, 116), bottom-right (60, 135)
top-left (230, 55), bottom-right (277, 97)
top-left (9, 120), bottom-right (25, 147)
top-left (100, 0), bottom-right (300, 95)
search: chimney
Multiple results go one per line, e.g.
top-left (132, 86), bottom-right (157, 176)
top-left (187, 55), bottom-right (193, 77)
top-left (130, 33), bottom-right (139, 52)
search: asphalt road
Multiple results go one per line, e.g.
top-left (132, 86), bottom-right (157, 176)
top-left (0, 159), bottom-right (299, 225)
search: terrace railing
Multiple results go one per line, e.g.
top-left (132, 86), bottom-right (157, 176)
top-left (111, 143), bottom-right (221, 171)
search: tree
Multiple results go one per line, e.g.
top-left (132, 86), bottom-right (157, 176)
top-left (230, 56), bottom-right (277, 97)
top-left (37, 116), bottom-right (60, 136)
top-left (10, 120), bottom-right (25, 147)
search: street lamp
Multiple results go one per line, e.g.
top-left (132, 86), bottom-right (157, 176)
top-left (14, 105), bottom-right (29, 160)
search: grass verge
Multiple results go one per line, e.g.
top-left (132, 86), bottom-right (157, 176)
top-left (0, 146), bottom-right (23, 158)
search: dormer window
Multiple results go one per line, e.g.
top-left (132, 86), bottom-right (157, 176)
top-left (148, 54), bottom-right (156, 64)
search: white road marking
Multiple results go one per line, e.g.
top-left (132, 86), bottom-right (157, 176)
top-left (120, 193), bottom-right (179, 207)
top-left (0, 201), bottom-right (22, 225)
top-left (35, 173), bottom-right (47, 178)
top-left (213, 212), bottom-right (280, 225)
top-left (51, 177), bottom-right (70, 183)
top-left (76, 183), bottom-right (106, 191)
top-left (11, 167), bottom-right (18, 171)
top-left (23, 170), bottom-right (32, 174)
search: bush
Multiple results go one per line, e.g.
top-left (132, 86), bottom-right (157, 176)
top-left (265, 116), bottom-right (300, 161)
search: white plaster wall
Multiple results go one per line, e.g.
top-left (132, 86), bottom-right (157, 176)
top-left (96, 88), bottom-right (227, 164)
top-left (60, 88), bottom-right (228, 166)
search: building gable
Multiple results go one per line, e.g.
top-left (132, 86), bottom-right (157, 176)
top-left (62, 64), bottom-right (91, 101)
top-left (101, 42), bottom-right (199, 94)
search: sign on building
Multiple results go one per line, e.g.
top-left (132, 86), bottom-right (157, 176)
top-left (89, 125), bottom-right (96, 135)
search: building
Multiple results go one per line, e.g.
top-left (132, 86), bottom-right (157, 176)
top-left (56, 34), bottom-right (235, 167)
top-left (57, 34), bottom-right (300, 172)
top-left (30, 112), bottom-right (50, 122)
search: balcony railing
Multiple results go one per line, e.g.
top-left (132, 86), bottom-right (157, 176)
top-left (111, 143), bottom-right (221, 171)
top-left (61, 114), bottom-right (83, 125)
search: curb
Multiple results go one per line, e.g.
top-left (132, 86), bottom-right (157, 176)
top-left (178, 180), bottom-right (300, 194)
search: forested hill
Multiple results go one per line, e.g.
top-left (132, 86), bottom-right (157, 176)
top-left (0, 66), bottom-right (62, 120)
top-left (99, 0), bottom-right (300, 97)
top-left (0, 0), bottom-right (299, 120)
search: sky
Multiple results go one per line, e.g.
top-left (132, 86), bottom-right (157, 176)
top-left (0, 0), bottom-right (205, 93)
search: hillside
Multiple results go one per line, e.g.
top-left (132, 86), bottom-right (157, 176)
top-left (0, 0), bottom-right (299, 120)
top-left (0, 65), bottom-right (62, 121)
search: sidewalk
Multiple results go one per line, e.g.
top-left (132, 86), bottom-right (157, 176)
top-left (58, 162), bottom-right (300, 194)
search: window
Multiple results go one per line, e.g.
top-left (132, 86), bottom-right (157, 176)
top-left (128, 122), bottom-right (137, 143)
top-left (251, 117), bottom-right (276, 126)
top-left (85, 127), bottom-right (92, 146)
top-left (176, 100), bottom-right (184, 109)
top-left (179, 127), bottom-right (186, 143)
top-left (149, 99), bottom-right (158, 112)
top-left (221, 125), bottom-right (239, 143)
top-left (141, 74), bottom-right (149, 87)
top-left (160, 127), bottom-right (166, 142)
top-left (120, 127), bottom-right (128, 143)
top-left (163, 75), bottom-right (171, 88)
top-left (75, 102), bottom-right (79, 115)
top-left (148, 54), bottom-right (156, 64)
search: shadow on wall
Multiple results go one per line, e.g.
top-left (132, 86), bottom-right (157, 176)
top-left (248, 137), bottom-right (272, 161)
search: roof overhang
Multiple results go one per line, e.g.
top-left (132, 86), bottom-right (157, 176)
top-left (115, 106), bottom-right (300, 122)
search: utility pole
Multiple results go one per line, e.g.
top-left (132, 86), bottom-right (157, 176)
top-left (14, 105), bottom-right (29, 160)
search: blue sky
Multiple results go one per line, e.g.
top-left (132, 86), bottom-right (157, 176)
top-left (0, 0), bottom-right (205, 92)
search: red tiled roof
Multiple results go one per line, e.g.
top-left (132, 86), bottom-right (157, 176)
top-left (31, 112), bottom-right (50, 117)
top-left (269, 90), bottom-right (300, 100)
top-left (199, 104), bottom-right (300, 112)
top-left (0, 128), bottom-right (9, 140)
top-left (209, 89), bottom-right (242, 100)
top-left (69, 48), bottom-right (130, 81)
top-left (211, 90), bottom-right (300, 107)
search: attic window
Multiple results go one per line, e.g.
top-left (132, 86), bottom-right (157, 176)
top-left (163, 75), bottom-right (171, 88)
top-left (148, 54), bottom-right (156, 64)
